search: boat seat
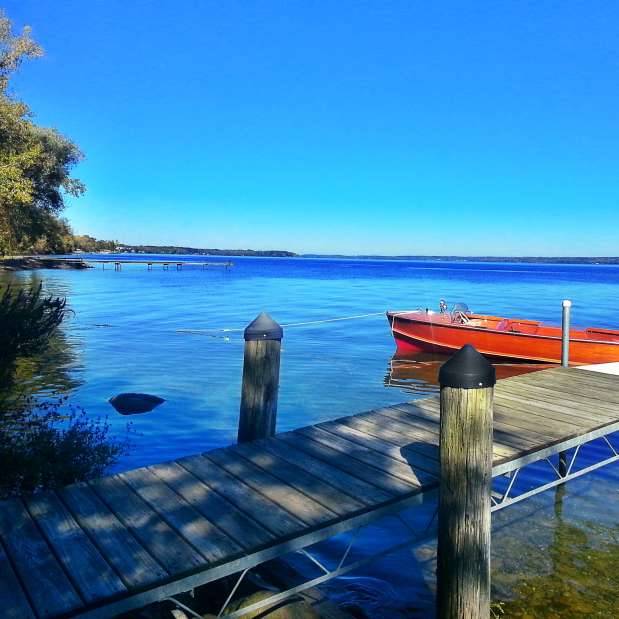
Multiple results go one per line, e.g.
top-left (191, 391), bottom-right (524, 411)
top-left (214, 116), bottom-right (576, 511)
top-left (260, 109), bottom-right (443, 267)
top-left (496, 319), bottom-right (512, 331)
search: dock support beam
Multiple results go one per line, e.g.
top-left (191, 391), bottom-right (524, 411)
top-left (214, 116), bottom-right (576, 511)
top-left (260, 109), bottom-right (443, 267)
top-left (437, 344), bottom-right (496, 619)
top-left (237, 313), bottom-right (283, 443)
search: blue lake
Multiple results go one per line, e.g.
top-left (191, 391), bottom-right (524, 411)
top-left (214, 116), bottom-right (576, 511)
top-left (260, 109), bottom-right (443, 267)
top-left (4, 255), bottom-right (619, 617)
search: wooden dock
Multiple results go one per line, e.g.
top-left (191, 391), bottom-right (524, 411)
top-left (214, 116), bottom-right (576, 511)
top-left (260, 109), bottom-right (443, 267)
top-left (51, 258), bottom-right (234, 270)
top-left (1, 367), bottom-right (618, 618)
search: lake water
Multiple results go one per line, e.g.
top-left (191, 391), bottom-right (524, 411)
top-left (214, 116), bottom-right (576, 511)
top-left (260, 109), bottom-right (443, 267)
top-left (3, 256), bottom-right (619, 617)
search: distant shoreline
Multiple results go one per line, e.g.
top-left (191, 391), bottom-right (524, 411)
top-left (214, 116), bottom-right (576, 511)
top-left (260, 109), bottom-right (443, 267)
top-left (4, 253), bottom-right (619, 271)
top-left (0, 257), bottom-right (90, 271)
top-left (66, 252), bottom-right (619, 265)
top-left (67, 238), bottom-right (619, 264)
top-left (301, 254), bottom-right (619, 265)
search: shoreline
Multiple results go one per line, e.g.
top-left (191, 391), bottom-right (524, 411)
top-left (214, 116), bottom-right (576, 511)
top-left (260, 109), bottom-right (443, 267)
top-left (0, 257), bottom-right (91, 271)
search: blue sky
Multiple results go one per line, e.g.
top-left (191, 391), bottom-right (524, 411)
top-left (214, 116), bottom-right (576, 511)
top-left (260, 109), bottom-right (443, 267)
top-left (4, 1), bottom-right (619, 255)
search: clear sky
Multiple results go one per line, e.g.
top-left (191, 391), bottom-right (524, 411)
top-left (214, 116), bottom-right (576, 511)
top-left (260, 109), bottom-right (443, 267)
top-left (4, 1), bottom-right (619, 255)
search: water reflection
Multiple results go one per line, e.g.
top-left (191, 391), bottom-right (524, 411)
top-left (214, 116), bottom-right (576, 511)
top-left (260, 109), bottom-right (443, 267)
top-left (0, 271), bottom-right (82, 409)
top-left (384, 352), bottom-right (554, 395)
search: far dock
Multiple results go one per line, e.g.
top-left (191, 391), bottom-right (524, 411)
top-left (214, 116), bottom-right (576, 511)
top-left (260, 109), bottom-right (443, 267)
top-left (52, 257), bottom-right (234, 270)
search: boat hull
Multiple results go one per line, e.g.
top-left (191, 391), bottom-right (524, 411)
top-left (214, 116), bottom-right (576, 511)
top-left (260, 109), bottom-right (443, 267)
top-left (387, 311), bottom-right (619, 365)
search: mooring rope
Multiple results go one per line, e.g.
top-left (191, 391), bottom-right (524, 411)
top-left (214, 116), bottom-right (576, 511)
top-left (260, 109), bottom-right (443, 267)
top-left (75, 309), bottom-right (421, 337)
top-left (174, 310), bottom-right (394, 336)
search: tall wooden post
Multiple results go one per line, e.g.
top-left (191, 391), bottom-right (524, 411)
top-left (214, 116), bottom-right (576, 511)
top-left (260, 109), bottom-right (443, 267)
top-left (437, 344), bottom-right (496, 619)
top-left (237, 313), bottom-right (283, 443)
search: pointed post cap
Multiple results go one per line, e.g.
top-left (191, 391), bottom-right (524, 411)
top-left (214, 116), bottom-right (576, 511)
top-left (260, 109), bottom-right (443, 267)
top-left (439, 344), bottom-right (496, 389)
top-left (244, 313), bottom-right (283, 341)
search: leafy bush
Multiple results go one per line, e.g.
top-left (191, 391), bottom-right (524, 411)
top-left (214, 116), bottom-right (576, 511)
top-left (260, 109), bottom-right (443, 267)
top-left (0, 397), bottom-right (127, 499)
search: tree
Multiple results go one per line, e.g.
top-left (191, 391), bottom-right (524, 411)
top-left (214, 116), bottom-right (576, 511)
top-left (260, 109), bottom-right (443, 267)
top-left (0, 10), bottom-right (85, 255)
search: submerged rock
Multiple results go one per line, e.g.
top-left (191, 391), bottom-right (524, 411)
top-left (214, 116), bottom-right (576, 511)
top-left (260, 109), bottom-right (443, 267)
top-left (204, 590), bottom-right (320, 618)
top-left (109, 393), bottom-right (165, 415)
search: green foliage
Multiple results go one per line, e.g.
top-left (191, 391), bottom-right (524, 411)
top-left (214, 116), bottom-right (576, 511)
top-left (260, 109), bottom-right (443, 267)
top-left (0, 10), bottom-right (84, 255)
top-left (0, 398), bottom-right (126, 499)
top-left (0, 283), bottom-right (67, 387)
top-left (72, 234), bottom-right (117, 253)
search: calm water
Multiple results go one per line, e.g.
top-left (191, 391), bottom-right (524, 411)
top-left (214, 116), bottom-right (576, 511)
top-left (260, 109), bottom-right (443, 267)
top-left (3, 256), bottom-right (619, 617)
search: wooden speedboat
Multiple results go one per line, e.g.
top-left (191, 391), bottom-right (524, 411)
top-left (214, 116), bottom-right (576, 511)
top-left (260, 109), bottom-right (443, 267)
top-left (386, 303), bottom-right (619, 365)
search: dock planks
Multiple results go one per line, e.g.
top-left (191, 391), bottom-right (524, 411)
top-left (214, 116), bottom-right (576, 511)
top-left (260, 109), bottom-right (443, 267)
top-left (0, 367), bottom-right (618, 618)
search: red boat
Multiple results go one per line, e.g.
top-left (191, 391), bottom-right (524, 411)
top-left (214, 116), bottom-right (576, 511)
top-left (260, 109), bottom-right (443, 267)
top-left (386, 302), bottom-right (619, 365)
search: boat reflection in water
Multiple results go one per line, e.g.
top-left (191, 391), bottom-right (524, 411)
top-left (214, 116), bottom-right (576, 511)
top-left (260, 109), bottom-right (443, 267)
top-left (384, 351), bottom-right (553, 395)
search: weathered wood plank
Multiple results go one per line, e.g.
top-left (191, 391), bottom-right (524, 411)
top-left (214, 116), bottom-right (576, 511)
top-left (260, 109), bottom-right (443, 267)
top-left (499, 381), bottom-right (618, 421)
top-left (402, 398), bottom-right (540, 451)
top-left (89, 475), bottom-right (205, 575)
top-left (361, 405), bottom-right (441, 445)
top-left (278, 430), bottom-right (409, 496)
top-left (336, 415), bottom-right (440, 475)
top-left (0, 540), bottom-right (35, 619)
top-left (121, 468), bottom-right (242, 564)
top-left (508, 370), bottom-right (619, 405)
top-left (260, 435), bottom-right (392, 504)
top-left (179, 454), bottom-right (305, 537)
top-left (297, 425), bottom-right (429, 490)
top-left (0, 498), bottom-right (82, 618)
top-left (208, 448), bottom-right (338, 526)
top-left (494, 391), bottom-right (591, 431)
top-left (60, 482), bottom-right (168, 589)
top-left (150, 461), bottom-right (274, 549)
top-left (316, 420), bottom-right (439, 485)
top-left (494, 395), bottom-right (585, 432)
top-left (25, 492), bottom-right (127, 603)
top-left (234, 442), bottom-right (366, 515)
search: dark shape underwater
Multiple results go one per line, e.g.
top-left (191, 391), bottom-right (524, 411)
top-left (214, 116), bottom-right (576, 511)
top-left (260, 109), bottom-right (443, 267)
top-left (109, 393), bottom-right (165, 415)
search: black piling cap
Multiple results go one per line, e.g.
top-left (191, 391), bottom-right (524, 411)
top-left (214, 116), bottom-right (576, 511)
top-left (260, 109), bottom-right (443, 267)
top-left (244, 312), bottom-right (283, 341)
top-left (438, 344), bottom-right (496, 389)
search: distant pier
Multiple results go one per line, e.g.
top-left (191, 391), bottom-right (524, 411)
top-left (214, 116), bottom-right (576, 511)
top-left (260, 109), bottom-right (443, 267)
top-left (51, 258), bottom-right (234, 271)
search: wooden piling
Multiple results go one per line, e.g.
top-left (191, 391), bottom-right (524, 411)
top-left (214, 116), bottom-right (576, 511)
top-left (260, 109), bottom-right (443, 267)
top-left (437, 344), bottom-right (496, 619)
top-left (237, 313), bottom-right (283, 443)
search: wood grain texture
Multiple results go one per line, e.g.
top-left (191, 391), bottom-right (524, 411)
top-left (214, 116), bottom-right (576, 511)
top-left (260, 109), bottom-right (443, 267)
top-left (150, 460), bottom-right (274, 549)
top-left (178, 454), bottom-right (305, 537)
top-left (207, 448), bottom-right (337, 526)
top-left (238, 339), bottom-right (281, 443)
top-left (60, 482), bottom-right (168, 589)
top-left (437, 386), bottom-right (493, 619)
top-left (120, 467), bottom-right (242, 563)
top-left (89, 475), bottom-right (205, 575)
top-left (0, 540), bottom-right (35, 619)
top-left (25, 492), bottom-right (126, 603)
top-left (278, 430), bottom-right (401, 498)
top-left (261, 435), bottom-right (389, 505)
top-left (234, 442), bottom-right (366, 515)
top-left (0, 498), bottom-right (82, 618)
